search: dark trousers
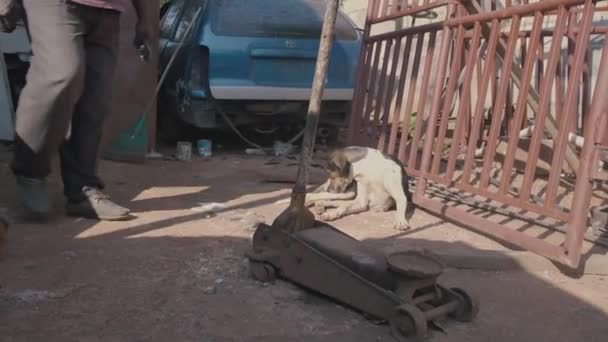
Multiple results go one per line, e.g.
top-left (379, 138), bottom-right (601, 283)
top-left (11, 0), bottom-right (120, 202)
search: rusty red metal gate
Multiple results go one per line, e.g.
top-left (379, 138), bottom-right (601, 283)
top-left (348, 0), bottom-right (608, 268)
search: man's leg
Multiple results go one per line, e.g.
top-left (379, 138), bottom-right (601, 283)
top-left (60, 6), bottom-right (130, 220)
top-left (11, 0), bottom-right (86, 216)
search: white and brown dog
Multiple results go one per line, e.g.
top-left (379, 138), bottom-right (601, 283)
top-left (306, 146), bottom-right (414, 230)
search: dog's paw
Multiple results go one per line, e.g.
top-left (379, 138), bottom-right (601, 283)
top-left (312, 204), bottom-right (326, 215)
top-left (320, 209), bottom-right (342, 222)
top-left (305, 201), bottom-right (317, 208)
top-left (393, 217), bottom-right (411, 231)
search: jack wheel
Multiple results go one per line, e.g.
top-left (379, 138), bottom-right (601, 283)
top-left (389, 304), bottom-right (428, 342)
top-left (448, 287), bottom-right (479, 322)
top-left (249, 261), bottom-right (277, 283)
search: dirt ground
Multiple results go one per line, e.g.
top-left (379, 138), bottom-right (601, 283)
top-left (1, 146), bottom-right (607, 342)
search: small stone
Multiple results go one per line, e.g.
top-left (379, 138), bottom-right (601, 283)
top-left (264, 158), bottom-right (281, 165)
top-left (245, 148), bottom-right (266, 156)
top-left (23, 263), bottom-right (38, 271)
top-left (62, 251), bottom-right (78, 259)
top-left (203, 286), bottom-right (217, 295)
top-left (190, 202), bottom-right (226, 215)
top-left (215, 278), bottom-right (224, 284)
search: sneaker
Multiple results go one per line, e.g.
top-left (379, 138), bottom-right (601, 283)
top-left (66, 187), bottom-right (131, 221)
top-left (15, 176), bottom-right (51, 218)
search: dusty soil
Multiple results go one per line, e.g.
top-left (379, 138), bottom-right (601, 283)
top-left (1, 147), bottom-right (607, 342)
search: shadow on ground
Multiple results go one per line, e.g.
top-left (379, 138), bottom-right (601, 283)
top-left (1, 147), bottom-right (607, 341)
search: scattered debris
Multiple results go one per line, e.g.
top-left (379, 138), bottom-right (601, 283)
top-left (273, 141), bottom-right (295, 157)
top-left (0, 284), bottom-right (86, 305)
top-left (245, 148), bottom-right (266, 156)
top-left (188, 251), bottom-right (245, 283)
top-left (190, 202), bottom-right (227, 216)
top-left (203, 286), bottom-right (217, 295)
top-left (62, 251), bottom-right (78, 259)
top-left (146, 150), bottom-right (164, 159)
top-left (196, 139), bottom-right (213, 158)
top-left (176, 141), bottom-right (193, 161)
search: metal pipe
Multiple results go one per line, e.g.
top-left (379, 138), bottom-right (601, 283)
top-left (462, 27), bottom-right (608, 39)
top-left (293, 0), bottom-right (340, 193)
top-left (544, 0), bottom-right (595, 208)
top-left (368, 0), bottom-right (448, 25)
top-left (446, 0), bottom-right (585, 27)
top-left (367, 21), bottom-right (444, 43)
top-left (422, 300), bottom-right (460, 320)
top-left (412, 292), bottom-right (438, 305)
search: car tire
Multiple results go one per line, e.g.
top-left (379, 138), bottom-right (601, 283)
top-left (157, 105), bottom-right (195, 143)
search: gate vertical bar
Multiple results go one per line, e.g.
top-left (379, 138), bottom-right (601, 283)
top-left (347, 0), bottom-right (377, 145)
top-left (461, 21), bottom-right (501, 184)
top-left (408, 30), bottom-right (438, 170)
top-left (397, 33), bottom-right (425, 162)
top-left (479, 16), bottom-right (522, 188)
top-left (499, 12), bottom-right (544, 194)
top-left (565, 31), bottom-right (608, 267)
top-left (545, 0), bottom-right (594, 209)
top-left (445, 23), bottom-right (483, 179)
top-left (519, 6), bottom-right (568, 202)
top-left (415, 3), bottom-right (456, 199)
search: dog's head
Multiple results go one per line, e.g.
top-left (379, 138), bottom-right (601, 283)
top-left (324, 150), bottom-right (354, 193)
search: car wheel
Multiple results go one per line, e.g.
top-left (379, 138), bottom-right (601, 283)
top-left (157, 106), bottom-right (195, 143)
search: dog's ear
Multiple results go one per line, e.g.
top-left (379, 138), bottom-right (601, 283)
top-left (327, 151), bottom-right (351, 177)
top-left (341, 147), bottom-right (367, 163)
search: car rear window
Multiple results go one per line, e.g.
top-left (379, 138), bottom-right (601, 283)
top-left (209, 0), bottom-right (358, 40)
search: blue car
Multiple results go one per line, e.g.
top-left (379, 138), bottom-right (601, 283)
top-left (158, 0), bottom-right (362, 142)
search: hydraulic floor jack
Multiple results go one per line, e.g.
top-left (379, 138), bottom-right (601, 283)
top-left (247, 222), bottom-right (479, 341)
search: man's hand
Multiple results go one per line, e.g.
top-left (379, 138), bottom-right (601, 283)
top-left (131, 0), bottom-right (155, 47)
top-left (134, 19), bottom-right (153, 49)
top-left (131, 0), bottom-right (156, 62)
top-left (134, 19), bottom-right (153, 62)
top-left (0, 0), bottom-right (22, 33)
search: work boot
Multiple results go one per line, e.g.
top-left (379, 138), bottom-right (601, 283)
top-left (15, 176), bottom-right (51, 219)
top-left (66, 186), bottom-right (130, 221)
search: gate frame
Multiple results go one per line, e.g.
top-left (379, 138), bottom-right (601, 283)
top-left (348, 0), bottom-right (608, 268)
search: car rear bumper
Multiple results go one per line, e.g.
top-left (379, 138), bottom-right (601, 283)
top-left (209, 86), bottom-right (354, 101)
